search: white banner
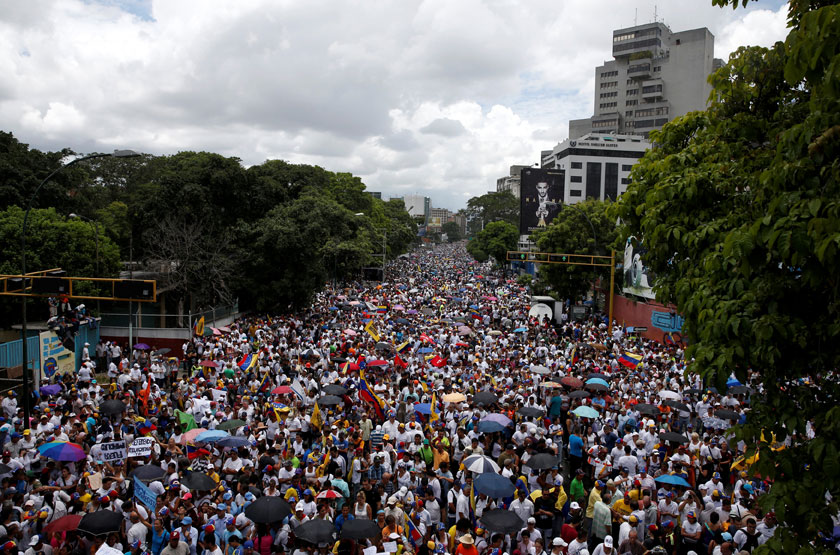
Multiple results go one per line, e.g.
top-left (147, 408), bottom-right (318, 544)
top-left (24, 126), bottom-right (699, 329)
top-left (127, 437), bottom-right (155, 458)
top-left (98, 440), bottom-right (127, 462)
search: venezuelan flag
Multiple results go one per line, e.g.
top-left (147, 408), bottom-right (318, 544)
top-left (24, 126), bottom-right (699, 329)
top-left (619, 351), bottom-right (643, 369)
top-left (258, 372), bottom-right (272, 393)
top-left (406, 515), bottom-right (423, 547)
top-left (396, 341), bottom-right (411, 354)
top-left (359, 373), bottom-right (386, 420)
top-left (238, 353), bottom-right (256, 371)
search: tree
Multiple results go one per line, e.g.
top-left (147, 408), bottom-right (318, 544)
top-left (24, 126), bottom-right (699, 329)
top-left (533, 199), bottom-right (618, 302)
top-left (613, 2), bottom-right (840, 549)
top-left (441, 221), bottom-right (462, 242)
top-left (467, 221), bottom-right (518, 265)
top-left (466, 191), bottom-right (519, 233)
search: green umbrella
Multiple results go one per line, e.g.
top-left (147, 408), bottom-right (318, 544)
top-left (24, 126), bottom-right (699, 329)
top-left (217, 419), bottom-right (246, 431)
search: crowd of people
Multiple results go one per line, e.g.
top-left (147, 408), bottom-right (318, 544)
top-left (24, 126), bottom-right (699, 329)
top-left (0, 243), bottom-right (776, 555)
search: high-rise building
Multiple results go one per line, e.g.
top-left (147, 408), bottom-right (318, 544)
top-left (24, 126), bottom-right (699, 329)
top-left (496, 165), bottom-right (531, 199)
top-left (399, 194), bottom-right (431, 223)
top-left (569, 22), bottom-right (723, 139)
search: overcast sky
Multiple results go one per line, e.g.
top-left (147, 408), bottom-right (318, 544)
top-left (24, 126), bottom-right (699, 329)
top-left (1, 0), bottom-right (789, 210)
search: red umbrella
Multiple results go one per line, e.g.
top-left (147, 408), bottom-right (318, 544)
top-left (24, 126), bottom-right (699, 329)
top-left (366, 360), bottom-right (388, 367)
top-left (43, 514), bottom-right (82, 533)
top-left (316, 489), bottom-right (342, 499)
top-left (561, 376), bottom-right (583, 389)
top-left (456, 342), bottom-right (470, 347)
top-left (272, 386), bottom-right (293, 395)
top-left (200, 360), bottom-right (219, 368)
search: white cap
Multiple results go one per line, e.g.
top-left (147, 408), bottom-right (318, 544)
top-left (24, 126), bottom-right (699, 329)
top-left (604, 536), bottom-right (613, 548)
top-left (552, 538), bottom-right (567, 547)
top-left (527, 517), bottom-right (536, 524)
top-left (570, 501), bottom-right (581, 510)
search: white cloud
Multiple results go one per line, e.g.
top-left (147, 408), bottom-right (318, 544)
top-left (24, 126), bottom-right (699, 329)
top-left (0, 0), bottom-right (790, 209)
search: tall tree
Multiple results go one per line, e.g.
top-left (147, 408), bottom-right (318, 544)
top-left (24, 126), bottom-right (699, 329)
top-left (441, 221), bottom-right (462, 242)
top-left (533, 199), bottom-right (617, 302)
top-left (614, 1), bottom-right (840, 549)
top-left (467, 221), bottom-right (518, 265)
top-left (466, 191), bottom-right (519, 233)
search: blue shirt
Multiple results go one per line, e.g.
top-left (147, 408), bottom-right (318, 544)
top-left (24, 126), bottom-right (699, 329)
top-left (569, 434), bottom-right (584, 458)
top-left (334, 513), bottom-right (354, 531)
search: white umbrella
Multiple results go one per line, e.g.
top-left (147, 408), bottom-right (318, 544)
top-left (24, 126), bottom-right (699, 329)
top-left (461, 455), bottom-right (501, 474)
top-left (528, 303), bottom-right (552, 320)
top-left (658, 390), bottom-right (681, 400)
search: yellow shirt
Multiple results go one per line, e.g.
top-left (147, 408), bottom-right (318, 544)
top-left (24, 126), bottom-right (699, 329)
top-left (586, 487), bottom-right (602, 519)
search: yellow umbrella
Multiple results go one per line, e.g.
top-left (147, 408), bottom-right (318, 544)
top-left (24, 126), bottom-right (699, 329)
top-left (540, 381), bottom-right (562, 388)
top-left (442, 392), bottom-right (467, 403)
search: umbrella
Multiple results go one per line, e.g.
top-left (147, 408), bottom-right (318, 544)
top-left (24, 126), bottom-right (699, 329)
top-left (394, 318), bottom-right (410, 325)
top-left (664, 400), bottom-right (690, 412)
top-left (517, 407), bottom-right (544, 418)
top-left (488, 330), bottom-right (502, 336)
top-left (317, 395), bottom-right (343, 406)
top-left (133, 343), bottom-right (150, 350)
top-left (0, 463), bottom-right (11, 474)
top-left (217, 419), bottom-right (247, 431)
top-left (655, 474), bottom-right (692, 488)
top-left (323, 385), bottom-right (348, 396)
top-left (272, 386), bottom-right (293, 395)
top-left (442, 392), bottom-right (466, 403)
top-left (244, 496), bottom-right (292, 523)
top-left (715, 409), bottom-right (740, 421)
top-left (568, 390), bottom-right (590, 399)
top-left (375, 342), bottom-right (394, 352)
top-left (561, 377), bottom-right (583, 388)
top-left (473, 391), bottom-right (498, 406)
top-left (414, 403), bottom-right (431, 415)
top-left (585, 378), bottom-right (609, 390)
top-left (458, 326), bottom-right (472, 336)
top-left (340, 519), bottom-right (381, 540)
top-left (659, 432), bottom-right (689, 444)
top-left (658, 390), bottom-right (681, 400)
top-left (366, 360), bottom-right (388, 367)
top-left (587, 373), bottom-right (610, 381)
top-left (530, 365), bottom-right (551, 375)
top-left (513, 327), bottom-right (527, 333)
top-left (474, 473), bottom-right (515, 498)
top-left (199, 360), bottom-right (219, 368)
top-left (99, 400), bottom-right (127, 415)
top-left (684, 388), bottom-right (703, 396)
top-left (331, 356), bottom-right (348, 364)
top-left (635, 403), bottom-right (660, 416)
top-left (483, 414), bottom-right (512, 427)
top-left (131, 465), bottom-right (166, 482)
top-left (153, 348), bottom-right (171, 356)
top-left (315, 489), bottom-right (342, 500)
top-left (37, 441), bottom-right (86, 462)
top-left (295, 519), bottom-right (336, 544)
top-left (40, 384), bottom-right (62, 396)
top-left (421, 308), bottom-right (435, 315)
top-left (343, 329), bottom-right (357, 336)
top-left (588, 342), bottom-right (608, 351)
top-left (216, 436), bottom-right (251, 448)
top-left (195, 430), bottom-right (230, 443)
top-left (729, 385), bottom-right (751, 395)
top-left (481, 509), bottom-right (524, 534)
top-left (477, 421), bottom-right (506, 434)
top-left (540, 381), bottom-right (562, 388)
top-left (78, 510), bottom-right (123, 536)
top-left (43, 514), bottom-right (82, 534)
top-left (524, 453), bottom-right (561, 470)
top-left (417, 347), bottom-right (434, 354)
top-left (572, 406), bottom-right (599, 419)
top-left (181, 428), bottom-right (208, 445)
top-left (701, 416), bottom-right (730, 430)
top-left (182, 472), bottom-right (217, 491)
top-left (462, 455), bottom-right (501, 474)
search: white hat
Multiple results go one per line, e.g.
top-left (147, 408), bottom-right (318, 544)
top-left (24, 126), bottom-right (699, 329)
top-left (570, 501), bottom-right (581, 510)
top-left (527, 517), bottom-right (536, 524)
top-left (552, 538), bottom-right (567, 547)
top-left (388, 533), bottom-right (400, 540)
top-left (29, 536), bottom-right (40, 546)
top-left (604, 536), bottom-right (613, 548)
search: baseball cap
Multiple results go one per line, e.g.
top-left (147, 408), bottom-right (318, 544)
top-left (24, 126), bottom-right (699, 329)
top-left (217, 503), bottom-right (226, 510)
top-left (527, 517), bottom-right (536, 524)
top-left (181, 517), bottom-right (192, 525)
top-left (721, 532), bottom-right (733, 541)
top-left (628, 515), bottom-right (638, 524)
top-left (244, 541), bottom-right (254, 549)
top-left (570, 501), bottom-right (581, 510)
top-left (171, 532), bottom-right (180, 541)
top-left (604, 536), bottom-right (613, 548)
top-left (552, 538), bottom-right (567, 547)
top-left (29, 536), bottom-right (40, 547)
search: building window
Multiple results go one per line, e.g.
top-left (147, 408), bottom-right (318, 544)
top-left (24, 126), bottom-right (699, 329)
top-left (570, 175), bottom-right (582, 183)
top-left (635, 119), bottom-right (656, 128)
top-left (592, 119), bottom-right (618, 129)
top-left (599, 81), bottom-right (618, 89)
top-left (642, 84), bottom-right (663, 93)
top-left (570, 189), bottom-right (582, 197)
top-left (635, 108), bottom-right (655, 117)
top-left (600, 70), bottom-right (619, 78)
top-left (625, 99), bottom-right (638, 106)
top-left (571, 162), bottom-right (582, 169)
top-left (613, 38), bottom-right (661, 51)
top-left (628, 63), bottom-right (651, 74)
top-left (621, 178), bottom-right (631, 184)
top-left (627, 89), bottom-right (638, 95)
top-left (621, 164), bottom-right (633, 171)
top-left (625, 111), bottom-right (633, 117)
top-left (613, 33), bottom-right (635, 42)
top-left (599, 91), bottom-right (618, 98)
top-left (655, 117), bottom-right (669, 126)
top-left (599, 102), bottom-right (617, 109)
top-left (654, 66), bottom-right (661, 72)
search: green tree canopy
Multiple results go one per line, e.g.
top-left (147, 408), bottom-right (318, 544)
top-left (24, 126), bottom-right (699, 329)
top-left (441, 221), bottom-right (462, 242)
top-left (467, 221), bottom-right (518, 265)
top-left (613, 2), bottom-right (840, 550)
top-left (466, 191), bottom-right (519, 235)
top-left (533, 199), bottom-right (617, 302)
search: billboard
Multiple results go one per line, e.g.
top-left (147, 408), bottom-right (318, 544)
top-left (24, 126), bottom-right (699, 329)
top-left (519, 168), bottom-right (565, 235)
top-left (622, 235), bottom-right (656, 300)
top-left (40, 330), bottom-right (76, 380)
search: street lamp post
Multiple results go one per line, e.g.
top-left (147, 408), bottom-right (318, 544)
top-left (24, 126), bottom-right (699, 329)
top-left (69, 213), bottom-right (102, 316)
top-left (21, 150), bottom-right (140, 429)
top-left (355, 213), bottom-right (387, 282)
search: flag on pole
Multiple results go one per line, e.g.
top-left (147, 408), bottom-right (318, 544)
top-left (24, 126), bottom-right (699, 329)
top-left (311, 402), bottom-right (324, 430)
top-left (419, 333), bottom-right (436, 344)
top-left (186, 443), bottom-right (210, 460)
top-left (396, 341), bottom-right (411, 354)
top-left (138, 376), bottom-right (152, 416)
top-left (193, 316), bottom-right (205, 337)
top-left (430, 355), bottom-right (447, 368)
top-left (290, 379), bottom-right (306, 401)
top-left (394, 354), bottom-right (408, 370)
top-left (429, 392), bottom-right (439, 424)
top-left (359, 371), bottom-right (386, 420)
top-left (175, 409), bottom-right (197, 432)
top-left (238, 353), bottom-right (257, 372)
top-left (406, 516), bottom-right (423, 548)
top-left (364, 320), bottom-right (380, 342)
top-left (619, 351), bottom-right (643, 369)
top-left (258, 372), bottom-right (273, 393)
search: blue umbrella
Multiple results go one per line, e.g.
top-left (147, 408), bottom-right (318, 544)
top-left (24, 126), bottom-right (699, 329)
top-left (513, 327), bottom-right (527, 333)
top-left (216, 436), bottom-right (250, 448)
top-left (417, 347), bottom-right (434, 354)
top-left (474, 473), bottom-right (515, 498)
top-left (477, 421), bottom-right (506, 433)
top-left (726, 377), bottom-right (742, 387)
top-left (654, 474), bottom-right (692, 488)
top-left (586, 378), bottom-right (610, 388)
top-left (195, 430), bottom-right (230, 443)
top-left (414, 403), bottom-right (431, 415)
top-left (329, 306), bottom-right (339, 311)
top-left (572, 406), bottom-right (600, 419)
top-left (469, 304), bottom-right (480, 309)
top-left (40, 385), bottom-right (62, 396)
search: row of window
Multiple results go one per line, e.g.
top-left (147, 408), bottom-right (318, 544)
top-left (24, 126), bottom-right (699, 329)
top-left (600, 81), bottom-right (618, 89)
top-left (599, 91), bottom-right (618, 99)
top-left (613, 38), bottom-right (661, 52)
top-left (599, 102), bottom-right (617, 109)
top-left (628, 63), bottom-right (651, 73)
top-left (600, 70), bottom-right (619, 78)
top-left (635, 106), bottom-right (669, 117)
top-left (627, 89), bottom-right (638, 96)
top-left (642, 84), bottom-right (663, 93)
top-left (626, 99), bottom-right (638, 106)
top-left (592, 119), bottom-right (618, 128)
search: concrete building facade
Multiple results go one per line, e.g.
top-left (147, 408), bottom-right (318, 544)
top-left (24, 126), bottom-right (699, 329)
top-left (399, 194), bottom-right (431, 222)
top-left (569, 22), bottom-right (723, 139)
top-left (495, 164), bottom-right (530, 199)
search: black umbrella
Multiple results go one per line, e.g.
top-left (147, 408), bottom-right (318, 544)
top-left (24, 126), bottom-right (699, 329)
top-left (568, 390), bottom-right (590, 399)
top-left (480, 509), bottom-right (524, 534)
top-left (244, 496), bottom-right (292, 523)
top-left (317, 395), bottom-right (343, 406)
top-left (130, 465), bottom-right (166, 482)
top-left (635, 403), bottom-right (660, 416)
top-left (585, 382), bottom-right (608, 391)
top-left (664, 400), bottom-right (690, 412)
top-left (323, 385), bottom-right (348, 396)
top-left (517, 407), bottom-right (545, 418)
top-left (331, 357), bottom-right (348, 364)
top-left (728, 385), bottom-right (751, 395)
top-left (473, 391), bottom-right (498, 406)
top-left (524, 453), bottom-right (560, 470)
top-left (394, 318), bottom-right (410, 325)
top-left (295, 519), bottom-right (336, 544)
top-left (588, 373), bottom-right (610, 381)
top-left (153, 348), bottom-right (171, 356)
top-left (715, 409), bottom-right (740, 421)
top-left (182, 472), bottom-right (217, 491)
top-left (659, 432), bottom-right (689, 444)
top-left (302, 349), bottom-right (319, 359)
top-left (340, 518), bottom-right (381, 540)
top-left (375, 342), bottom-right (394, 352)
top-left (99, 400), bottom-right (127, 416)
top-left (78, 509), bottom-right (123, 536)
top-left (684, 388), bottom-right (703, 396)
top-left (0, 463), bottom-right (11, 474)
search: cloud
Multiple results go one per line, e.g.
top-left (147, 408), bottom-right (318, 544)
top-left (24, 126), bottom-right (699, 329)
top-left (0, 0), bottom-right (791, 210)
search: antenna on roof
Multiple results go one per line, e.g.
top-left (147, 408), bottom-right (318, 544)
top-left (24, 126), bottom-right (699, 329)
top-left (653, 5), bottom-right (658, 23)
top-left (634, 8), bottom-right (637, 26)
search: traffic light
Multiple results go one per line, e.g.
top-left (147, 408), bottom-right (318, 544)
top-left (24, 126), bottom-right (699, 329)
top-left (549, 254), bottom-right (569, 263)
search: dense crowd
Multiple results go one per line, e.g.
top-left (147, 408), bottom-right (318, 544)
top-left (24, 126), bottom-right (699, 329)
top-left (0, 243), bottom-right (775, 555)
